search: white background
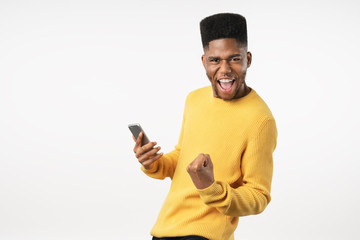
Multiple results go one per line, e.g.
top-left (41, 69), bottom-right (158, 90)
top-left (1, 0), bottom-right (360, 239)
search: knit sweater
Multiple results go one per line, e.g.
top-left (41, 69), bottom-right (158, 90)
top-left (142, 86), bottom-right (277, 240)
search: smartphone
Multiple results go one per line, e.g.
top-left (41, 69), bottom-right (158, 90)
top-left (128, 123), bottom-right (150, 146)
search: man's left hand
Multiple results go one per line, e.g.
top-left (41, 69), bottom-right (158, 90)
top-left (186, 153), bottom-right (215, 189)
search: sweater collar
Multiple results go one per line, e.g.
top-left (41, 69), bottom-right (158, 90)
top-left (209, 86), bottom-right (256, 104)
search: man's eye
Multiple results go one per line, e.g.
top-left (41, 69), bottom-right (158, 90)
top-left (231, 57), bottom-right (241, 61)
top-left (209, 58), bottom-right (219, 63)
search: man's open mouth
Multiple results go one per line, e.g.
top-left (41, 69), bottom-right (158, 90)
top-left (218, 79), bottom-right (235, 92)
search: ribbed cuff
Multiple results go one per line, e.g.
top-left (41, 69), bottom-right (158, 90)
top-left (197, 181), bottom-right (224, 203)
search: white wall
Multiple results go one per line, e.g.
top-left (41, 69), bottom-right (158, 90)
top-left (1, 0), bottom-right (359, 239)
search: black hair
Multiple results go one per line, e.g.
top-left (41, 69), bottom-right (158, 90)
top-left (200, 13), bottom-right (247, 48)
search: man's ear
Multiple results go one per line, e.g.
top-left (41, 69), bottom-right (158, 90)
top-left (247, 51), bottom-right (252, 68)
top-left (201, 54), bottom-right (206, 68)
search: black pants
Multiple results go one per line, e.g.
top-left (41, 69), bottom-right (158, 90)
top-left (152, 236), bottom-right (209, 240)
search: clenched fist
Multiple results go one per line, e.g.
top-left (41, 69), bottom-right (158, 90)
top-left (186, 153), bottom-right (215, 189)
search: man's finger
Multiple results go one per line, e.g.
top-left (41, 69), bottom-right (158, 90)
top-left (142, 152), bottom-right (163, 169)
top-left (203, 158), bottom-right (208, 167)
top-left (138, 146), bottom-right (161, 162)
top-left (187, 153), bottom-right (211, 171)
top-left (133, 132), bottom-right (144, 154)
top-left (135, 141), bottom-right (158, 158)
top-left (204, 154), bottom-right (213, 168)
top-left (136, 141), bottom-right (157, 157)
top-left (141, 141), bottom-right (158, 152)
top-left (134, 132), bottom-right (143, 149)
top-left (195, 154), bottom-right (207, 168)
top-left (203, 154), bottom-right (211, 167)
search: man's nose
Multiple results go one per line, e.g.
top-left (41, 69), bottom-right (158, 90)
top-left (219, 59), bottom-right (231, 74)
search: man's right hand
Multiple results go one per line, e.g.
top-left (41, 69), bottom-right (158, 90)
top-left (133, 132), bottom-right (163, 170)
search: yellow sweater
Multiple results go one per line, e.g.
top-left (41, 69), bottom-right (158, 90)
top-left (142, 86), bottom-right (277, 240)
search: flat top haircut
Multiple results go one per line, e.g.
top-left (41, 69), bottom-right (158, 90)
top-left (200, 13), bottom-right (248, 49)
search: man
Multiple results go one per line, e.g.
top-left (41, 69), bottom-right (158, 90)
top-left (132, 13), bottom-right (277, 240)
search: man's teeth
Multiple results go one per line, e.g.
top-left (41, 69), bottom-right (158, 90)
top-left (219, 79), bottom-right (234, 83)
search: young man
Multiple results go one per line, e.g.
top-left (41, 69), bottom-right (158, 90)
top-left (132, 13), bottom-right (277, 240)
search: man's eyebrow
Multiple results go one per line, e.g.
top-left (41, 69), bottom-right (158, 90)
top-left (208, 54), bottom-right (242, 59)
top-left (229, 54), bottom-right (242, 58)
